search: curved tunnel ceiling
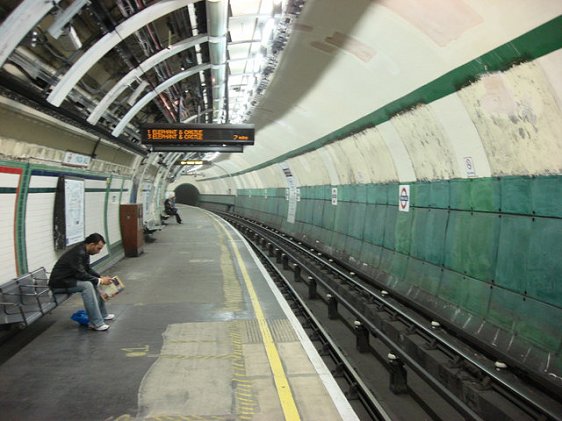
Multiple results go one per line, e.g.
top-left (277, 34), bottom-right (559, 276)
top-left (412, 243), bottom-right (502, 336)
top-left (0, 0), bottom-right (293, 155)
top-left (222, 0), bottom-right (562, 179)
top-left (0, 0), bottom-right (560, 179)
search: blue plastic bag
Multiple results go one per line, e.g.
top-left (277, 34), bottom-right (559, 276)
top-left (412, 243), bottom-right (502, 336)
top-left (71, 309), bottom-right (89, 326)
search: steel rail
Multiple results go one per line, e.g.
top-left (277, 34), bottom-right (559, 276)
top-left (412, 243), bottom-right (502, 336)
top-left (223, 212), bottom-right (562, 421)
top-left (230, 218), bottom-right (483, 420)
top-left (252, 241), bottom-right (393, 421)
top-left (282, 237), bottom-right (562, 420)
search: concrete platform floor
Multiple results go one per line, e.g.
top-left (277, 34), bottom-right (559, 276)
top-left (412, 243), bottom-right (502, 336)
top-left (0, 206), bottom-right (356, 421)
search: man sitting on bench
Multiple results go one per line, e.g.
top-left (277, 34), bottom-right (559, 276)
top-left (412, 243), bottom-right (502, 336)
top-left (164, 193), bottom-right (182, 224)
top-left (48, 233), bottom-right (115, 331)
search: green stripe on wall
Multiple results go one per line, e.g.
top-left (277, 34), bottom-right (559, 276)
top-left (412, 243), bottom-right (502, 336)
top-left (108, 240), bottom-right (123, 254)
top-left (104, 175), bottom-right (111, 249)
top-left (23, 188), bottom-right (121, 194)
top-left (27, 187), bottom-right (57, 193)
top-left (16, 165), bottom-right (31, 273)
top-left (202, 16), bottom-right (562, 181)
top-left (0, 161), bottom-right (27, 274)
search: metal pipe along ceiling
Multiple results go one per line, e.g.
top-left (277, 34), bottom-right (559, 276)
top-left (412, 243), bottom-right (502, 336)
top-left (206, 0), bottom-right (228, 123)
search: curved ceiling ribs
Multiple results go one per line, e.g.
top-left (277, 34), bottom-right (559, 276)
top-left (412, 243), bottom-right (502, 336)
top-left (0, 0), bottom-right (60, 68)
top-left (0, 0), bottom-right (208, 155)
top-left (113, 62), bottom-right (210, 136)
top-left (87, 33), bottom-right (209, 125)
top-left (47, 0), bottom-right (200, 107)
top-left (0, 0), bottom-right (299, 162)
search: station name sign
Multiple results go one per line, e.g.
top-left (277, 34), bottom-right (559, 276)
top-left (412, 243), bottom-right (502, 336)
top-left (140, 123), bottom-right (254, 145)
top-left (175, 159), bottom-right (211, 166)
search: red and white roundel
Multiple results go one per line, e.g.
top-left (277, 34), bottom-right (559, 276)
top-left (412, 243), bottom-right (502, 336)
top-left (399, 185), bottom-right (410, 212)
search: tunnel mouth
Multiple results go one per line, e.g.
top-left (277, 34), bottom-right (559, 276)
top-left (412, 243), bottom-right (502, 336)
top-left (174, 184), bottom-right (200, 206)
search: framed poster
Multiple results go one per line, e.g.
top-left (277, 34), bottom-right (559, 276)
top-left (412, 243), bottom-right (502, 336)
top-left (54, 176), bottom-right (85, 249)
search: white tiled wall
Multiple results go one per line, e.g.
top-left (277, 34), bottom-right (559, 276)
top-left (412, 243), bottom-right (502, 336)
top-left (85, 178), bottom-right (109, 265)
top-left (2, 167), bottom-right (134, 280)
top-left (107, 177), bottom-right (124, 245)
top-left (121, 179), bottom-right (132, 204)
top-left (142, 181), bottom-right (153, 222)
top-left (25, 175), bottom-right (58, 273)
top-left (0, 171), bottom-right (20, 283)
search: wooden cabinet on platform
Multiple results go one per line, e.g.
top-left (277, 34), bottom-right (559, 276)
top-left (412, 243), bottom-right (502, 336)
top-left (120, 204), bottom-right (144, 257)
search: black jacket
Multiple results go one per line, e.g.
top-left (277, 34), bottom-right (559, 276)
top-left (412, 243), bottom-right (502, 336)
top-left (164, 198), bottom-right (177, 215)
top-left (48, 242), bottom-right (100, 289)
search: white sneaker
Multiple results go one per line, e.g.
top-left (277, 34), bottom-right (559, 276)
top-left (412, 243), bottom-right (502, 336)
top-left (89, 323), bottom-right (110, 331)
top-left (104, 314), bottom-right (115, 321)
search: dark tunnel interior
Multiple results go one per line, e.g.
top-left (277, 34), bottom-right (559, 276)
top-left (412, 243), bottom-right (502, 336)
top-left (175, 184), bottom-right (200, 206)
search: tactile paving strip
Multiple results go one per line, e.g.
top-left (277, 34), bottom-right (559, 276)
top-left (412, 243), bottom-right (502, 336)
top-left (239, 319), bottom-right (298, 344)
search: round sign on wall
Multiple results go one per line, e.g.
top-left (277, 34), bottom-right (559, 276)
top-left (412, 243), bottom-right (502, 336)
top-left (399, 185), bottom-right (410, 212)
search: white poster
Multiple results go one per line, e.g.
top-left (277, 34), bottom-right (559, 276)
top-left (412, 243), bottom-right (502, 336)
top-left (279, 162), bottom-right (298, 223)
top-left (64, 178), bottom-right (85, 246)
top-left (331, 187), bottom-right (338, 205)
top-left (63, 151), bottom-right (91, 167)
top-left (287, 190), bottom-right (297, 223)
top-left (142, 182), bottom-right (152, 219)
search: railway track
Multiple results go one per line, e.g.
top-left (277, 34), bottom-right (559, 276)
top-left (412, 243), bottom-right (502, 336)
top-left (219, 211), bottom-right (562, 421)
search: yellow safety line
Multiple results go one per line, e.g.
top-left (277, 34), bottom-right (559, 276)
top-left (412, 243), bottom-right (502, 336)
top-left (216, 219), bottom-right (301, 421)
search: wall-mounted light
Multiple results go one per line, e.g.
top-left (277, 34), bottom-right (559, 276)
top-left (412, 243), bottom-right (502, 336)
top-left (66, 26), bottom-right (82, 50)
top-left (30, 30), bottom-right (38, 48)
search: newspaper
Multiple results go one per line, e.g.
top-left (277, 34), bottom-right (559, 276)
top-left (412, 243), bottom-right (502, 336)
top-left (98, 276), bottom-right (125, 301)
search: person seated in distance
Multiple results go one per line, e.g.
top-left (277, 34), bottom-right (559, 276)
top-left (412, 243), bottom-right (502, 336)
top-left (164, 193), bottom-right (182, 224)
top-left (49, 233), bottom-right (115, 331)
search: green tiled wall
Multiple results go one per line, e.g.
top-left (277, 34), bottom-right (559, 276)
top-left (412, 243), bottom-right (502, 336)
top-left (201, 175), bottom-right (562, 357)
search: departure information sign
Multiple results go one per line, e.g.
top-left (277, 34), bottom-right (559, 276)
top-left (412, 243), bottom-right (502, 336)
top-left (140, 123), bottom-right (254, 145)
top-left (175, 159), bottom-right (211, 166)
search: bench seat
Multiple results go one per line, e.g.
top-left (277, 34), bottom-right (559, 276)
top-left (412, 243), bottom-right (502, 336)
top-left (0, 267), bottom-right (72, 329)
top-left (144, 219), bottom-right (165, 241)
top-left (0, 279), bottom-right (28, 327)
